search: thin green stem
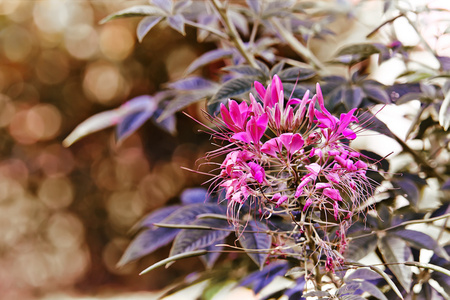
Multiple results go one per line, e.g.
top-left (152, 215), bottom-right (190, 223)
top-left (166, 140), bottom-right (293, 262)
top-left (210, 0), bottom-right (259, 69)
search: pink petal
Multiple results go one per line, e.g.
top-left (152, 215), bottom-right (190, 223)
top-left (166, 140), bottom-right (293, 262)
top-left (232, 132), bottom-right (250, 143)
top-left (306, 163), bottom-right (321, 177)
top-left (254, 81), bottom-right (266, 100)
top-left (261, 138), bottom-right (280, 157)
top-left (316, 182), bottom-right (331, 189)
top-left (324, 188), bottom-right (342, 201)
top-left (295, 176), bottom-right (312, 198)
top-left (303, 198), bottom-right (313, 211)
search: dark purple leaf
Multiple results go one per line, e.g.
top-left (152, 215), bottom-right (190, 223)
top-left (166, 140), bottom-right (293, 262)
top-left (392, 178), bottom-right (419, 206)
top-left (345, 234), bottom-right (378, 261)
top-left (152, 0), bottom-right (172, 14)
top-left (392, 229), bottom-right (450, 260)
top-left (240, 220), bottom-right (271, 268)
top-left (255, 60), bottom-right (270, 76)
top-left (362, 83), bottom-right (390, 104)
top-left (343, 86), bottom-right (363, 109)
top-left (158, 91), bottom-right (213, 121)
top-left (167, 14), bottom-right (185, 35)
top-left (163, 203), bottom-right (226, 226)
top-left (270, 61), bottom-right (285, 77)
top-left (378, 236), bottom-right (413, 292)
top-left (116, 109), bottom-right (154, 144)
top-left (211, 77), bottom-right (255, 103)
top-left (285, 278), bottom-right (306, 300)
top-left (180, 187), bottom-right (209, 205)
top-left (386, 83), bottom-right (421, 103)
top-left (431, 202), bottom-right (450, 217)
top-left (198, 240), bottom-right (224, 269)
top-left (138, 205), bottom-right (182, 229)
top-left (240, 262), bottom-right (289, 293)
top-left (167, 77), bottom-right (218, 91)
top-left (185, 49), bottom-right (234, 75)
top-left (346, 268), bottom-right (383, 281)
top-left (169, 218), bottom-right (232, 257)
top-left (222, 65), bottom-right (265, 77)
top-left (331, 43), bottom-right (381, 65)
top-left (357, 112), bottom-right (394, 138)
top-left (151, 108), bottom-right (177, 135)
top-left (277, 67), bottom-right (316, 81)
top-left (117, 227), bottom-right (180, 267)
top-left (137, 16), bottom-right (163, 42)
top-left (359, 281), bottom-right (387, 300)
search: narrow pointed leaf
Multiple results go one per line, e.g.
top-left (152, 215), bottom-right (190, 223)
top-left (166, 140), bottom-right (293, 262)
top-left (185, 49), bottom-right (234, 75)
top-left (359, 281), bottom-right (388, 300)
top-left (277, 66), bottom-right (316, 81)
top-left (167, 14), bottom-right (185, 35)
top-left (345, 235), bottom-right (378, 261)
top-left (222, 65), bottom-right (265, 77)
top-left (167, 77), bottom-right (218, 91)
top-left (151, 108), bottom-right (177, 135)
top-left (378, 236), bottom-right (413, 292)
top-left (199, 240), bottom-right (224, 269)
top-left (180, 187), bottom-right (209, 205)
top-left (116, 109), bottom-right (153, 144)
top-left (152, 0), bottom-right (172, 14)
top-left (240, 220), bottom-right (271, 268)
top-left (362, 83), bottom-right (390, 104)
top-left (117, 227), bottom-right (180, 267)
top-left (137, 16), bottom-right (163, 42)
top-left (211, 77), bottom-right (256, 104)
top-left (157, 91), bottom-right (213, 122)
top-left (346, 268), bottom-right (382, 281)
top-left (100, 5), bottom-right (165, 24)
top-left (343, 86), bottom-right (363, 110)
top-left (169, 218), bottom-right (232, 257)
top-left (392, 229), bottom-right (450, 260)
top-left (139, 250), bottom-right (207, 275)
top-left (392, 178), bottom-right (419, 206)
top-left (174, 0), bottom-right (192, 13)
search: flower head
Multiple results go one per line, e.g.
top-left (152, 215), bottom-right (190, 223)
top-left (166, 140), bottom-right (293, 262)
top-left (202, 75), bottom-right (378, 270)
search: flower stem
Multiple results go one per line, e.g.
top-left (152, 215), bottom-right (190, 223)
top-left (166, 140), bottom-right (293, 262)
top-left (210, 0), bottom-right (259, 69)
top-left (270, 18), bottom-right (326, 72)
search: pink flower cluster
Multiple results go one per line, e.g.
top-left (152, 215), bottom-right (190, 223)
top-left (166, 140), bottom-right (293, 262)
top-left (207, 75), bottom-right (374, 270)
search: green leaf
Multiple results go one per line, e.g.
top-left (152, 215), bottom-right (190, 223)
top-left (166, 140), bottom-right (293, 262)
top-left (137, 16), bottom-right (164, 42)
top-left (99, 5), bottom-right (165, 24)
top-left (240, 220), bottom-right (271, 269)
top-left (378, 236), bottom-right (413, 293)
top-left (210, 77), bottom-right (255, 104)
top-left (139, 250), bottom-right (208, 275)
top-left (169, 218), bottom-right (232, 257)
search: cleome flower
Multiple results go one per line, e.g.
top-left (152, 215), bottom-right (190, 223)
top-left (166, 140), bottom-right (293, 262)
top-left (204, 75), bottom-right (377, 272)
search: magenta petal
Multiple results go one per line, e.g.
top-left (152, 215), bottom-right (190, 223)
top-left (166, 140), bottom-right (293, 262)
top-left (220, 103), bottom-right (235, 131)
top-left (232, 132), bottom-right (250, 143)
top-left (261, 138), bottom-right (279, 157)
top-left (316, 182), bottom-right (331, 189)
top-left (276, 195), bottom-right (288, 207)
top-left (303, 198), bottom-right (313, 211)
top-left (333, 201), bottom-right (339, 220)
top-left (306, 163), bottom-right (321, 177)
top-left (248, 161), bottom-right (265, 183)
top-left (254, 81), bottom-right (266, 100)
top-left (295, 177), bottom-right (312, 198)
top-left (290, 133), bottom-right (304, 152)
top-left (324, 188), bottom-right (342, 201)
top-left (342, 128), bottom-right (356, 139)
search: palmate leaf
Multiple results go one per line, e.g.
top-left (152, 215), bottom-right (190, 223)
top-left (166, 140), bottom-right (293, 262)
top-left (378, 236), bottom-right (413, 293)
top-left (157, 90), bottom-right (214, 122)
top-left (359, 281), bottom-right (388, 300)
top-left (345, 234), bottom-right (378, 261)
top-left (343, 86), bottom-right (363, 110)
top-left (167, 77), bottom-right (218, 91)
top-left (198, 240), bottom-right (224, 269)
top-left (99, 5), bottom-right (166, 24)
top-left (240, 220), bottom-right (271, 268)
top-left (392, 178), bottom-right (419, 206)
top-left (222, 65), bottom-right (266, 77)
top-left (169, 218), bottom-right (232, 257)
top-left (346, 268), bottom-right (383, 281)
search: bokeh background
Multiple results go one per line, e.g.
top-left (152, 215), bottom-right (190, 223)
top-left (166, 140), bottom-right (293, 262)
top-left (0, 1), bottom-right (217, 299)
top-left (1, 0), bottom-right (449, 299)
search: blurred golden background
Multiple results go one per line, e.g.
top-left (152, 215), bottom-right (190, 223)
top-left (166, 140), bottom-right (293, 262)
top-left (0, 1), bottom-right (213, 298)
